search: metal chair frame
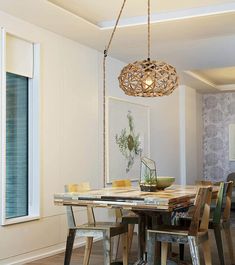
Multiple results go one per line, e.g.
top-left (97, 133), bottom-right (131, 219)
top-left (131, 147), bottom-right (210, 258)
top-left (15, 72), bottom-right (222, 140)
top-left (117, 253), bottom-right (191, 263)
top-left (64, 183), bottom-right (129, 265)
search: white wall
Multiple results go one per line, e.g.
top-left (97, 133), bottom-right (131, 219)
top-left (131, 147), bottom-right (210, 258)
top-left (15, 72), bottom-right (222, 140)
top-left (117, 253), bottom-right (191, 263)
top-left (0, 10), bottom-right (102, 264)
top-left (180, 86), bottom-right (203, 185)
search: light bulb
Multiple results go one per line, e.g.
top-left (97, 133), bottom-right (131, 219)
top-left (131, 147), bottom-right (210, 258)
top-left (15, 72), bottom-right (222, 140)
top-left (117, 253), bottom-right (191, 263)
top-left (144, 74), bottom-right (154, 91)
top-left (145, 76), bottom-right (153, 86)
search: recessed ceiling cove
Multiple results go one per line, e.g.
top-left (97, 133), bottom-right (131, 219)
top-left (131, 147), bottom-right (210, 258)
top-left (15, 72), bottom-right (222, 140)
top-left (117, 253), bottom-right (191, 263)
top-left (47, 0), bottom-right (235, 27)
top-left (193, 67), bottom-right (235, 86)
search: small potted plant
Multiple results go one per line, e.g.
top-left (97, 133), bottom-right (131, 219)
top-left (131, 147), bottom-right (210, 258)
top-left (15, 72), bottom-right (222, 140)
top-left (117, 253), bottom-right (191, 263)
top-left (139, 157), bottom-right (157, 192)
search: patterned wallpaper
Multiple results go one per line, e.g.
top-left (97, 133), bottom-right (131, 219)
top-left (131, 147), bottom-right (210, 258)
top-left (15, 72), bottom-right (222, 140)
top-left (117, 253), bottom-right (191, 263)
top-left (203, 92), bottom-right (235, 181)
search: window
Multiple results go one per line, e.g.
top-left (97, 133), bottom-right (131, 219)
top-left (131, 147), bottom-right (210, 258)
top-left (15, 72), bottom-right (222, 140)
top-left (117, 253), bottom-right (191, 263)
top-left (6, 73), bottom-right (29, 219)
top-left (0, 29), bottom-right (40, 225)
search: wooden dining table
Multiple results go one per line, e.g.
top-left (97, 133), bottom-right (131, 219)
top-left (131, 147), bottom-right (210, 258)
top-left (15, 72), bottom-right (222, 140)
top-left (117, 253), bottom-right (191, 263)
top-left (54, 184), bottom-right (218, 265)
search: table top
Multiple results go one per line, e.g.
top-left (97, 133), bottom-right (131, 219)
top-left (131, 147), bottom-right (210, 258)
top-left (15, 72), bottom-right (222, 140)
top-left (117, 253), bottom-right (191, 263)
top-left (54, 185), bottom-right (217, 212)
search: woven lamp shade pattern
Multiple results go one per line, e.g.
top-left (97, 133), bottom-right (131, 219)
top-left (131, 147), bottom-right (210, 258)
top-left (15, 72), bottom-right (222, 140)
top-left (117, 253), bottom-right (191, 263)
top-left (118, 59), bottom-right (179, 97)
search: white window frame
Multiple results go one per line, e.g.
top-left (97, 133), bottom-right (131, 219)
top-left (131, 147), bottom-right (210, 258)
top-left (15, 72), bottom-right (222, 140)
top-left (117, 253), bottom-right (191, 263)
top-left (0, 28), bottom-right (40, 225)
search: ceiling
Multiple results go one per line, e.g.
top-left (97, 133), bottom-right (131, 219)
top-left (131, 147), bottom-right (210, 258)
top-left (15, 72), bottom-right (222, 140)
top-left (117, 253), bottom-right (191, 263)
top-left (194, 67), bottom-right (235, 85)
top-left (0, 0), bottom-right (235, 92)
top-left (47, 0), bottom-right (235, 26)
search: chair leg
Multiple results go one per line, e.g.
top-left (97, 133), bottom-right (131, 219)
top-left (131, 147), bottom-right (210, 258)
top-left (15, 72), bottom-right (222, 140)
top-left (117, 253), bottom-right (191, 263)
top-left (64, 229), bottom-right (76, 265)
top-left (83, 237), bottom-right (93, 265)
top-left (179, 244), bottom-right (185, 260)
top-left (188, 236), bottom-right (201, 265)
top-left (161, 242), bottom-right (168, 265)
top-left (128, 224), bottom-right (135, 252)
top-left (202, 239), bottom-right (212, 265)
top-left (112, 235), bottom-right (120, 260)
top-left (103, 231), bottom-right (111, 265)
top-left (147, 232), bottom-right (157, 265)
top-left (213, 226), bottom-right (225, 265)
top-left (121, 232), bottom-right (128, 265)
top-left (168, 243), bottom-right (172, 258)
top-left (223, 223), bottom-right (235, 265)
top-left (138, 214), bottom-right (146, 261)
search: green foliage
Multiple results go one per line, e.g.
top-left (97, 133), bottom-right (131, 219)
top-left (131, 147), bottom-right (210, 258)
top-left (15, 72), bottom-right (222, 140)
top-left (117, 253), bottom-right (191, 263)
top-left (143, 170), bottom-right (157, 185)
top-left (115, 111), bottom-right (142, 173)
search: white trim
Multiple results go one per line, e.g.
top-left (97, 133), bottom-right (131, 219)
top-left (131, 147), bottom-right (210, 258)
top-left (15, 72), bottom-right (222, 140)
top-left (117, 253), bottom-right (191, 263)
top-left (105, 96), bottom-right (110, 185)
top-left (229, 124), bottom-right (235, 161)
top-left (184, 71), bottom-right (235, 92)
top-left (179, 86), bottom-right (186, 185)
top-left (36, 0), bottom-right (235, 31)
top-left (0, 27), bottom-right (6, 224)
top-left (1, 215), bottom-right (40, 226)
top-left (216, 84), bottom-right (235, 91)
top-left (0, 236), bottom-right (102, 265)
top-left (184, 71), bottom-right (216, 88)
top-left (0, 29), bottom-right (40, 225)
top-left (99, 2), bottom-right (235, 29)
top-left (28, 43), bottom-right (40, 218)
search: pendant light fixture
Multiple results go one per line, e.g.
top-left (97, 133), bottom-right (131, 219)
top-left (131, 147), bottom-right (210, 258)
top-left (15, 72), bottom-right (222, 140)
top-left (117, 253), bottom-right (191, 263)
top-left (118, 0), bottom-right (179, 97)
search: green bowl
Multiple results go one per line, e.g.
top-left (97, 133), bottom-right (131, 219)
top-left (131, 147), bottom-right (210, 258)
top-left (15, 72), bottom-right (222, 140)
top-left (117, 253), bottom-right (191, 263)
top-left (156, 176), bottom-right (175, 190)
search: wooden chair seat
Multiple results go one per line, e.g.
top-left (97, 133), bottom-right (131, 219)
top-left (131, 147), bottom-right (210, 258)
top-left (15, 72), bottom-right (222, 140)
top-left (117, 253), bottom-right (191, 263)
top-left (151, 225), bottom-right (208, 237)
top-left (147, 187), bottom-right (213, 265)
top-left (64, 183), bottom-right (129, 265)
top-left (76, 221), bottom-right (128, 229)
top-left (75, 222), bottom-right (127, 236)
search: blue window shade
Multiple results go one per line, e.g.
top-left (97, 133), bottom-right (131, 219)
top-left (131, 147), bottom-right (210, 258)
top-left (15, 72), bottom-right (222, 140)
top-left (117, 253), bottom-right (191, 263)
top-left (6, 72), bottom-right (28, 219)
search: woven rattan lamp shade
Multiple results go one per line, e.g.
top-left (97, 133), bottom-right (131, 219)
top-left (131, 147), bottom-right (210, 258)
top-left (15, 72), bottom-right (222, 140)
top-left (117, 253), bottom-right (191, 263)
top-left (118, 59), bottom-right (178, 97)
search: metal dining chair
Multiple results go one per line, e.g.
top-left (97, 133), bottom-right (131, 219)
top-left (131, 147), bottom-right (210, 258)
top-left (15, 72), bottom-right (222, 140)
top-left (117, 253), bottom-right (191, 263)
top-left (211, 181), bottom-right (235, 265)
top-left (112, 179), bottom-right (139, 259)
top-left (179, 181), bottom-right (235, 265)
top-left (64, 183), bottom-right (129, 265)
top-left (147, 187), bottom-right (213, 265)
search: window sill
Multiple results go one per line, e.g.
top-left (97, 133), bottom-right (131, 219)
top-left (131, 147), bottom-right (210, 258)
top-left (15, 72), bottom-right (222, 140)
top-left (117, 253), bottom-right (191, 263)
top-left (1, 215), bottom-right (40, 226)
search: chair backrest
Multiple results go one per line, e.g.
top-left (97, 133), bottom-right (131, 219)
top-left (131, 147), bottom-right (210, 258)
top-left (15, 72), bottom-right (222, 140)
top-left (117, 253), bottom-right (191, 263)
top-left (227, 172), bottom-right (235, 183)
top-left (112, 179), bottom-right (132, 220)
top-left (223, 181), bottom-right (233, 221)
top-left (188, 187), bottom-right (212, 236)
top-left (193, 180), bottom-right (212, 204)
top-left (112, 179), bottom-right (132, 188)
top-left (65, 183), bottom-right (91, 192)
top-left (212, 181), bottom-right (233, 224)
top-left (64, 182), bottom-right (95, 228)
top-left (195, 180), bottom-right (213, 186)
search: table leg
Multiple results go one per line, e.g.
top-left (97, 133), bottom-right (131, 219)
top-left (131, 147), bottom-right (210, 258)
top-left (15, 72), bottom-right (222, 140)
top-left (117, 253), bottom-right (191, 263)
top-left (138, 214), bottom-right (146, 261)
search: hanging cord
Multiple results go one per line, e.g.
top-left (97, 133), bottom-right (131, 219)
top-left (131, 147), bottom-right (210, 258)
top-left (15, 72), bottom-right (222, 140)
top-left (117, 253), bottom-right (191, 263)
top-left (103, 0), bottom-right (127, 186)
top-left (148, 0), bottom-right (151, 60)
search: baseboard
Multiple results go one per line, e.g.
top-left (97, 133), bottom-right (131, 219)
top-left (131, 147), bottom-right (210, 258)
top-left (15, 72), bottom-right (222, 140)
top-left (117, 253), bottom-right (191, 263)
top-left (1, 237), bottom-right (102, 265)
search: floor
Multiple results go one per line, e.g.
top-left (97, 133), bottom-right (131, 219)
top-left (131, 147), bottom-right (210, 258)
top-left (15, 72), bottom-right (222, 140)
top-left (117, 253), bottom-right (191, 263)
top-left (26, 211), bottom-right (235, 265)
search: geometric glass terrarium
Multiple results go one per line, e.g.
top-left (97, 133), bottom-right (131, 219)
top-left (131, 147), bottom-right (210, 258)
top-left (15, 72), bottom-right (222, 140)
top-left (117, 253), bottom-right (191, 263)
top-left (139, 157), bottom-right (157, 192)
